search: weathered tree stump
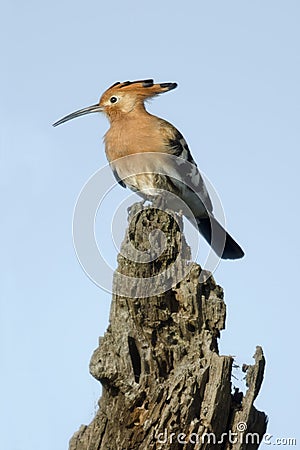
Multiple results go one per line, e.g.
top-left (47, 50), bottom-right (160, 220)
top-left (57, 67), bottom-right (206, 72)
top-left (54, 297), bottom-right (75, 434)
top-left (69, 204), bottom-right (267, 450)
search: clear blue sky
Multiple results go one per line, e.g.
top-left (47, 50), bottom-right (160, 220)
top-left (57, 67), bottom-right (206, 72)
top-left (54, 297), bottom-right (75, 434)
top-left (1, 1), bottom-right (299, 449)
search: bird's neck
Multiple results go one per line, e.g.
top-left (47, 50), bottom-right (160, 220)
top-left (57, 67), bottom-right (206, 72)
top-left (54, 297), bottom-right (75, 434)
top-left (104, 108), bottom-right (162, 161)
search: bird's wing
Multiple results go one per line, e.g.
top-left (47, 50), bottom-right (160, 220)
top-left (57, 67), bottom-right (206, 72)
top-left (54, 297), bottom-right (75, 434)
top-left (160, 124), bottom-right (214, 215)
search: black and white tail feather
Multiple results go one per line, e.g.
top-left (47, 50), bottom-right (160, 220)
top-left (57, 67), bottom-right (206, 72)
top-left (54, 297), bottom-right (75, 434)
top-left (197, 216), bottom-right (244, 260)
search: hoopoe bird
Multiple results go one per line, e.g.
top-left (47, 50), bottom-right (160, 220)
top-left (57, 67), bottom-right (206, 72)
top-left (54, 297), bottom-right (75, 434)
top-left (53, 79), bottom-right (244, 259)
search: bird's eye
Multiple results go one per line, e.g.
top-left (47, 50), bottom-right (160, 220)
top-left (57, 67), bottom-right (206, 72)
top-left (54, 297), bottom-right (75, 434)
top-left (110, 96), bottom-right (118, 104)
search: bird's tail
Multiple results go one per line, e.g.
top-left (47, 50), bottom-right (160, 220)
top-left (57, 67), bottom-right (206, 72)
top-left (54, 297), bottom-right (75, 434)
top-left (197, 216), bottom-right (244, 260)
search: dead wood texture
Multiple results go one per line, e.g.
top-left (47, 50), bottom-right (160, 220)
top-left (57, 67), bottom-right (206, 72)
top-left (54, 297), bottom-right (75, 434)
top-left (69, 204), bottom-right (267, 450)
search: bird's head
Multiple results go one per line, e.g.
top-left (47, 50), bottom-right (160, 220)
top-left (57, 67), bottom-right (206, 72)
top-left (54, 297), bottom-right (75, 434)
top-left (53, 79), bottom-right (177, 126)
top-left (99, 79), bottom-right (177, 119)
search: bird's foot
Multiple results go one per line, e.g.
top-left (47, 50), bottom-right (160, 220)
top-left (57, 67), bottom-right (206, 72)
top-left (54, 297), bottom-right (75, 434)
top-left (151, 194), bottom-right (169, 211)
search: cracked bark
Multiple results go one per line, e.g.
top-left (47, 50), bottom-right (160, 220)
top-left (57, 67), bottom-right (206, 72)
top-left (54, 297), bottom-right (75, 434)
top-left (69, 204), bottom-right (267, 450)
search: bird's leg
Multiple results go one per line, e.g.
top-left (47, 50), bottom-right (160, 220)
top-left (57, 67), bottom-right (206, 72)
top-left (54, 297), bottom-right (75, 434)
top-left (152, 193), bottom-right (169, 211)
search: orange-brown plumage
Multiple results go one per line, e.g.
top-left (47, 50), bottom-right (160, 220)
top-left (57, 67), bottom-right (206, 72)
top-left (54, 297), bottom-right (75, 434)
top-left (53, 79), bottom-right (244, 260)
top-left (104, 113), bottom-right (175, 161)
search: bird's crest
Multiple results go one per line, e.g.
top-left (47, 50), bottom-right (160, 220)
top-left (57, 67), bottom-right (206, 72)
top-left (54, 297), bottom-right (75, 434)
top-left (104, 79), bottom-right (177, 99)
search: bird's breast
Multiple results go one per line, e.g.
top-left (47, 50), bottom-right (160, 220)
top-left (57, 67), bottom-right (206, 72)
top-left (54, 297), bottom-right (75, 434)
top-left (104, 118), bottom-right (167, 162)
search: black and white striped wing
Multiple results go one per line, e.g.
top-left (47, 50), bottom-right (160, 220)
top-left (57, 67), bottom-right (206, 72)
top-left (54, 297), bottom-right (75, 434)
top-left (166, 130), bottom-right (213, 216)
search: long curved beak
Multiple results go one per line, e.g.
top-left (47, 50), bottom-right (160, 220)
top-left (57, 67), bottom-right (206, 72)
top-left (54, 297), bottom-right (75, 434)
top-left (52, 104), bottom-right (103, 127)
